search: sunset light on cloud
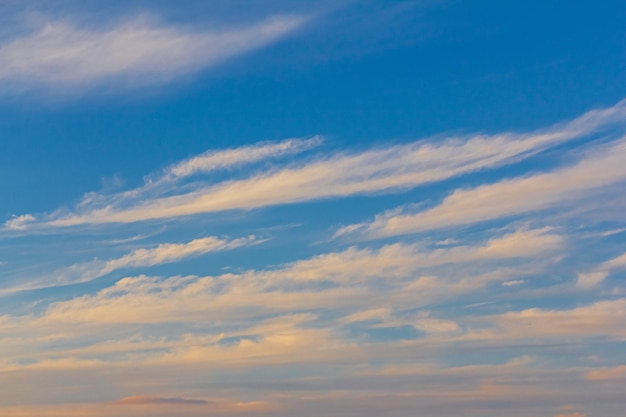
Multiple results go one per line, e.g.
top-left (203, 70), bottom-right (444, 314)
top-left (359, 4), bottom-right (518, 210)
top-left (0, 1), bottom-right (625, 417)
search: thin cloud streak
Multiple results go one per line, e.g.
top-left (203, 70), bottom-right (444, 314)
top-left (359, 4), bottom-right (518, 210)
top-left (31, 227), bottom-right (560, 325)
top-left (124, 136), bottom-right (324, 198)
top-left (16, 99), bottom-right (626, 229)
top-left (0, 14), bottom-right (305, 91)
top-left (161, 136), bottom-right (323, 183)
top-left (577, 251), bottom-right (626, 288)
top-left (338, 136), bottom-right (626, 239)
top-left (2, 235), bottom-right (258, 293)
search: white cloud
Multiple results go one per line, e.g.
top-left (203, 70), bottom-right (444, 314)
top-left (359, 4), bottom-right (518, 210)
top-left (449, 298), bottom-right (626, 344)
top-left (120, 136), bottom-right (323, 199)
top-left (338, 137), bottom-right (626, 239)
top-left (576, 251), bottom-right (626, 288)
top-left (1, 14), bottom-right (624, 417)
top-left (492, 299), bottom-right (626, 339)
top-left (16, 99), bottom-right (625, 228)
top-left (0, 225), bottom-right (561, 402)
top-left (161, 136), bottom-right (323, 183)
top-left (474, 227), bottom-right (562, 258)
top-left (30, 227), bottom-right (559, 325)
top-left (576, 271), bottom-right (609, 289)
top-left (602, 252), bottom-right (626, 269)
top-left (100, 235), bottom-right (257, 273)
top-left (0, 225), bottom-right (598, 417)
top-left (3, 214), bottom-right (35, 230)
top-left (586, 364), bottom-right (626, 381)
top-left (9, 235), bottom-right (258, 291)
top-left (0, 14), bottom-right (305, 90)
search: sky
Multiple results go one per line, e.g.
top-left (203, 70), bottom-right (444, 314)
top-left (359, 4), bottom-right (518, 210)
top-left (0, 1), bottom-right (625, 416)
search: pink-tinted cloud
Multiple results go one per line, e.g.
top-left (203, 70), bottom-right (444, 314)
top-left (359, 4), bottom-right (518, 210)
top-left (586, 365), bottom-right (626, 381)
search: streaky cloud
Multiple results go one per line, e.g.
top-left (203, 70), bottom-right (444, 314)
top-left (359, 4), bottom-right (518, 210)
top-left (14, 99), bottom-right (626, 229)
top-left (3, 214), bottom-right (35, 230)
top-left (577, 251), bottom-right (626, 288)
top-left (160, 136), bottom-right (323, 183)
top-left (338, 135), bottom-right (626, 239)
top-left (2, 234), bottom-right (258, 293)
top-left (35, 226), bottom-right (560, 325)
top-left (0, 14), bottom-right (305, 92)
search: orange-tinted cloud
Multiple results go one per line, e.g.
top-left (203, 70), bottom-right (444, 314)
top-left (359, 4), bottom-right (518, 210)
top-left (586, 365), bottom-right (626, 381)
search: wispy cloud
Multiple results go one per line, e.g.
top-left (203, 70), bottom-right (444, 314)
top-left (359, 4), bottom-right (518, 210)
top-left (576, 251), bottom-right (626, 288)
top-left (3, 214), bottom-right (35, 230)
top-left (586, 365), bottom-right (626, 381)
top-left (337, 136), bottom-right (626, 239)
top-left (11, 99), bottom-right (626, 229)
top-left (156, 136), bottom-right (323, 184)
top-left (5, 235), bottom-right (258, 292)
top-left (3, 7), bottom-right (625, 417)
top-left (0, 221), bottom-right (615, 417)
top-left (29, 226), bottom-right (559, 325)
top-left (489, 299), bottom-right (626, 339)
top-left (0, 14), bottom-right (305, 91)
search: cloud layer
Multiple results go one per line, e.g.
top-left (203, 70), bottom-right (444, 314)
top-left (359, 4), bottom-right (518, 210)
top-left (4, 234), bottom-right (258, 292)
top-left (8, 99), bottom-right (626, 229)
top-left (338, 137), bottom-right (626, 239)
top-left (2, 96), bottom-right (625, 417)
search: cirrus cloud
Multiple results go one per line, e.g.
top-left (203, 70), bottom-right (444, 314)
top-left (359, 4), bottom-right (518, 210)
top-left (0, 14), bottom-right (305, 92)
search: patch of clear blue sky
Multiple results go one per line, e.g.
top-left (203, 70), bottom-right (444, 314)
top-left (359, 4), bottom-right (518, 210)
top-left (0, 0), bottom-right (624, 216)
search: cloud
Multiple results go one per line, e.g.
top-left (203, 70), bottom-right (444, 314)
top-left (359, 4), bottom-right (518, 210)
top-left (60, 136), bottom-right (321, 226)
top-left (474, 227), bottom-right (562, 258)
top-left (159, 136), bottom-right (323, 183)
top-left (586, 365), bottom-right (626, 381)
top-left (602, 252), bottom-right (626, 269)
top-left (2, 14), bottom-right (625, 417)
top-left (3, 214), bottom-right (35, 230)
top-left (113, 396), bottom-right (211, 405)
top-left (338, 136), bottom-right (626, 239)
top-left (32, 226), bottom-right (559, 325)
top-left (0, 14), bottom-right (305, 91)
top-left (8, 235), bottom-right (258, 291)
top-left (99, 235), bottom-right (257, 274)
top-left (576, 251), bottom-right (626, 288)
top-left (0, 263), bottom-right (615, 417)
top-left (12, 99), bottom-right (626, 229)
top-left (481, 299), bottom-right (626, 340)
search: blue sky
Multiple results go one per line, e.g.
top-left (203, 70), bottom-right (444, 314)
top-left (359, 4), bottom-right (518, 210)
top-left (0, 1), bottom-right (625, 416)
